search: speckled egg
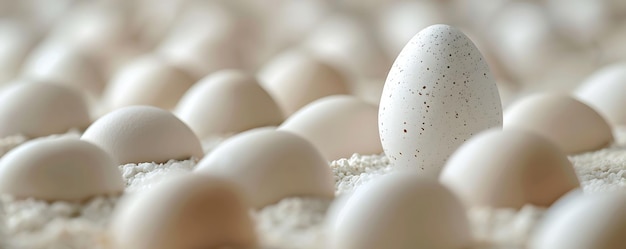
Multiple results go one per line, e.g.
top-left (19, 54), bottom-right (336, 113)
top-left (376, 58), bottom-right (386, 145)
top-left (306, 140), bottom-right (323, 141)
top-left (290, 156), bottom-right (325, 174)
top-left (575, 62), bottom-right (626, 126)
top-left (379, 24), bottom-right (502, 177)
top-left (81, 106), bottom-right (203, 165)
top-left (530, 191), bottom-right (626, 249)
top-left (195, 129), bottom-right (335, 208)
top-left (0, 137), bottom-right (124, 201)
top-left (326, 172), bottom-right (472, 249)
top-left (440, 129), bottom-right (580, 209)
top-left (279, 95), bottom-right (382, 160)
top-left (0, 82), bottom-right (91, 139)
top-left (175, 70), bottom-right (283, 139)
top-left (103, 55), bottom-right (196, 111)
top-left (505, 93), bottom-right (613, 154)
top-left (109, 174), bottom-right (257, 249)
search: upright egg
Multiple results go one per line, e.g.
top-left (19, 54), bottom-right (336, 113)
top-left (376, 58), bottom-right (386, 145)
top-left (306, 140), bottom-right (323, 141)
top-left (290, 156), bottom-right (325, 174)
top-left (103, 55), bottom-right (196, 111)
top-left (440, 129), bottom-right (580, 209)
top-left (0, 137), bottom-right (124, 201)
top-left (175, 70), bottom-right (283, 139)
top-left (109, 174), bottom-right (257, 249)
top-left (81, 106), bottom-right (203, 165)
top-left (0, 82), bottom-right (91, 139)
top-left (379, 24), bottom-right (502, 176)
top-left (530, 191), bottom-right (626, 249)
top-left (195, 129), bottom-right (335, 208)
top-left (326, 172), bottom-right (472, 249)
top-left (257, 50), bottom-right (349, 116)
top-left (504, 93), bottom-right (613, 154)
top-left (575, 62), bottom-right (626, 126)
top-left (279, 95), bottom-right (382, 160)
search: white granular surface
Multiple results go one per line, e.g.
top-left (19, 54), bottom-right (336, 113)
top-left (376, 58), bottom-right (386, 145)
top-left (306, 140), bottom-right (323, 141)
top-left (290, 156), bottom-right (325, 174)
top-left (1, 129), bottom-right (626, 249)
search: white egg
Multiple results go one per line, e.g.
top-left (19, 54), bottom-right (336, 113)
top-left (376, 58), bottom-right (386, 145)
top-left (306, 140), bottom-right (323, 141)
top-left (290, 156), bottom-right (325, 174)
top-left (575, 62), bottom-right (626, 126)
top-left (195, 129), bottom-right (335, 208)
top-left (0, 82), bottom-right (91, 139)
top-left (379, 24), bottom-right (502, 177)
top-left (175, 70), bottom-right (283, 139)
top-left (103, 55), bottom-right (196, 111)
top-left (504, 93), bottom-right (613, 154)
top-left (81, 106), bottom-right (203, 165)
top-left (109, 174), bottom-right (257, 249)
top-left (279, 95), bottom-right (382, 160)
top-left (326, 171), bottom-right (472, 249)
top-left (440, 129), bottom-right (580, 209)
top-left (0, 137), bottom-right (124, 201)
top-left (530, 191), bottom-right (626, 249)
top-left (257, 50), bottom-right (349, 116)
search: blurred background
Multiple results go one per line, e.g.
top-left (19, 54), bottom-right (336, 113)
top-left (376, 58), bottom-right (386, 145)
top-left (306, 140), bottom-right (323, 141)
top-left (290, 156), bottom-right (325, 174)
top-left (0, 0), bottom-right (625, 108)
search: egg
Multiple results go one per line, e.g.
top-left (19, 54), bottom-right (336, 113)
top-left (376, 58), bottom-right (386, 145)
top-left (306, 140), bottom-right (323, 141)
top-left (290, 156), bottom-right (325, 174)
top-left (279, 95), bottom-right (382, 160)
top-left (530, 191), bottom-right (626, 249)
top-left (195, 129), bottom-right (334, 208)
top-left (379, 24), bottom-right (502, 176)
top-left (22, 44), bottom-right (105, 98)
top-left (440, 129), bottom-right (580, 209)
top-left (504, 93), bottom-right (613, 154)
top-left (175, 70), bottom-right (283, 139)
top-left (575, 62), bottom-right (626, 126)
top-left (257, 50), bottom-right (350, 116)
top-left (0, 137), bottom-right (124, 201)
top-left (326, 171), bottom-right (472, 249)
top-left (81, 106), bottom-right (203, 165)
top-left (109, 174), bottom-right (257, 249)
top-left (0, 23), bottom-right (36, 85)
top-left (0, 82), bottom-right (91, 139)
top-left (103, 55), bottom-right (196, 111)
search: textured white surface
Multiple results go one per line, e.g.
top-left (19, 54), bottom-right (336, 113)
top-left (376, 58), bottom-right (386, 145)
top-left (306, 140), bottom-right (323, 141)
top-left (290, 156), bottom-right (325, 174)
top-left (1, 128), bottom-right (625, 249)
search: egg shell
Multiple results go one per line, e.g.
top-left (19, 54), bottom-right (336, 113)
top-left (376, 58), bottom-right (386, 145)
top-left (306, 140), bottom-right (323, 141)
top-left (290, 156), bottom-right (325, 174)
top-left (0, 82), bottom-right (91, 138)
top-left (379, 24), bottom-right (502, 177)
top-left (279, 95), bottom-right (382, 160)
top-left (504, 93), bottom-right (613, 154)
top-left (103, 55), bottom-right (196, 111)
top-left (575, 62), bottom-right (626, 126)
top-left (440, 129), bottom-right (580, 209)
top-left (326, 171), bottom-right (472, 249)
top-left (109, 174), bottom-right (257, 249)
top-left (175, 70), bottom-right (283, 139)
top-left (530, 191), bottom-right (626, 249)
top-left (257, 50), bottom-right (350, 116)
top-left (195, 129), bottom-right (335, 208)
top-left (22, 44), bottom-right (104, 97)
top-left (81, 106), bottom-right (203, 165)
top-left (0, 137), bottom-right (124, 201)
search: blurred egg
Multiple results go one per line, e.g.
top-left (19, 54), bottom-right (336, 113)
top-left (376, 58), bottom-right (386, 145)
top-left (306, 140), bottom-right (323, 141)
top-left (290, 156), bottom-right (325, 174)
top-left (22, 44), bottom-right (104, 97)
top-left (195, 129), bottom-right (334, 208)
top-left (103, 55), bottom-right (196, 111)
top-left (530, 191), bottom-right (626, 249)
top-left (175, 70), bottom-right (283, 139)
top-left (257, 50), bottom-right (349, 116)
top-left (350, 77), bottom-right (384, 105)
top-left (109, 174), bottom-right (257, 249)
top-left (575, 62), bottom-right (626, 126)
top-left (379, 24), bottom-right (502, 176)
top-left (303, 14), bottom-right (390, 79)
top-left (440, 129), bottom-right (580, 209)
top-left (0, 137), bottom-right (124, 201)
top-left (326, 172), bottom-right (472, 249)
top-left (504, 93), bottom-right (613, 154)
top-left (81, 106), bottom-right (203, 165)
top-left (279, 95), bottom-right (382, 161)
top-left (157, 26), bottom-right (241, 79)
top-left (0, 82), bottom-right (90, 138)
top-left (0, 22), bottom-right (36, 85)
top-left (546, 0), bottom-right (610, 45)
